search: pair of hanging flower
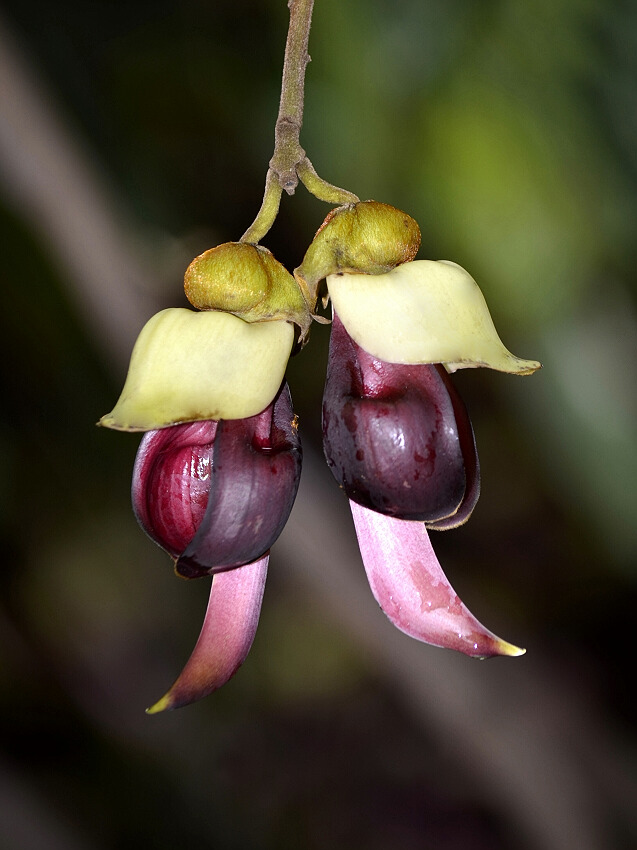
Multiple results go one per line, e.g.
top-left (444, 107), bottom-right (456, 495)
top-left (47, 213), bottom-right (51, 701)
top-left (100, 201), bottom-right (540, 713)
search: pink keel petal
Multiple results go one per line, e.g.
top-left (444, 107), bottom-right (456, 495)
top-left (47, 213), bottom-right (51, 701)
top-left (350, 501), bottom-right (524, 658)
top-left (147, 555), bottom-right (268, 713)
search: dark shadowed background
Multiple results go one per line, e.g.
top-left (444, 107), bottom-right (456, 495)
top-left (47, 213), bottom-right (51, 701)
top-left (1, 1), bottom-right (636, 848)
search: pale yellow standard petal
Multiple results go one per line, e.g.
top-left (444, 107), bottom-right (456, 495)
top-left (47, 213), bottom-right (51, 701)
top-left (99, 309), bottom-right (294, 430)
top-left (327, 260), bottom-right (541, 374)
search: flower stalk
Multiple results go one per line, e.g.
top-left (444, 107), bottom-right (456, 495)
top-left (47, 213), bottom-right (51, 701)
top-left (241, 0), bottom-right (358, 245)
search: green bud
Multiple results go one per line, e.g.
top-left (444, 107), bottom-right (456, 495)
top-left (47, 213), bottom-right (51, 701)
top-left (184, 242), bottom-right (311, 335)
top-left (295, 201), bottom-right (421, 307)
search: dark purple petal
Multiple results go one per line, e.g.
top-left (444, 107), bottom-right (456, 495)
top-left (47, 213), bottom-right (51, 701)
top-left (146, 554), bottom-right (268, 713)
top-left (350, 501), bottom-right (524, 658)
top-left (425, 367), bottom-right (480, 530)
top-left (176, 383), bottom-right (301, 577)
top-left (132, 421), bottom-right (217, 558)
top-left (131, 383), bottom-right (301, 576)
top-left (323, 312), bottom-right (478, 523)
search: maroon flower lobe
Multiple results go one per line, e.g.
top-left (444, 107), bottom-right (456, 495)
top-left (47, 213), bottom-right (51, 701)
top-left (132, 383), bottom-right (301, 576)
top-left (323, 312), bottom-right (479, 526)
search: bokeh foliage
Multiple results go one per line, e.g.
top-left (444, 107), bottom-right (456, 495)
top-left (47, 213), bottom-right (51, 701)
top-left (1, 1), bottom-right (636, 848)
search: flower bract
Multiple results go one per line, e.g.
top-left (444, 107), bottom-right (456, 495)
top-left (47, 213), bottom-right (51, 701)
top-left (294, 201), bottom-right (421, 308)
top-left (184, 241), bottom-right (311, 334)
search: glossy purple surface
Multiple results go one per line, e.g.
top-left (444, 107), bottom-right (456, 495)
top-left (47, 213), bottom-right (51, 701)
top-left (132, 383), bottom-right (301, 576)
top-left (323, 313), bottom-right (479, 525)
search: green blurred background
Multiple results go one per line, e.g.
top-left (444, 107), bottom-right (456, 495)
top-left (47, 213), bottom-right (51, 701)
top-left (1, 1), bottom-right (636, 848)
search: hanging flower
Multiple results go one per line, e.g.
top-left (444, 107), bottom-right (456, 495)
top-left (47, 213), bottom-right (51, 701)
top-left (100, 243), bottom-right (308, 710)
top-left (294, 202), bottom-right (539, 658)
top-left (319, 254), bottom-right (539, 657)
top-left (322, 309), bottom-right (522, 656)
top-left (135, 383), bottom-right (302, 711)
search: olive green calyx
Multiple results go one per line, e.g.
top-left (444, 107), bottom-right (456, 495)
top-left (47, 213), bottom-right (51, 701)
top-left (185, 242), bottom-right (311, 334)
top-left (294, 201), bottom-right (421, 308)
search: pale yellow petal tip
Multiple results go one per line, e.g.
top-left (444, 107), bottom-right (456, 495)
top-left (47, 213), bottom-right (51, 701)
top-left (497, 639), bottom-right (526, 658)
top-left (503, 358), bottom-right (542, 376)
top-left (96, 413), bottom-right (140, 432)
top-left (515, 361), bottom-right (541, 376)
top-left (145, 692), bottom-right (174, 715)
top-left (97, 409), bottom-right (196, 433)
top-left (446, 356), bottom-right (542, 376)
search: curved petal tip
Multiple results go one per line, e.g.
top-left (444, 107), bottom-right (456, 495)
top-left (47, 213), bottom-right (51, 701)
top-left (145, 693), bottom-right (174, 716)
top-left (350, 501), bottom-right (523, 658)
top-left (146, 555), bottom-right (268, 713)
top-left (497, 641), bottom-right (526, 658)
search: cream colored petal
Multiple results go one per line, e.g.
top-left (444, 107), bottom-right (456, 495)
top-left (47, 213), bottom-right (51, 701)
top-left (99, 309), bottom-right (293, 431)
top-left (327, 260), bottom-right (540, 374)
